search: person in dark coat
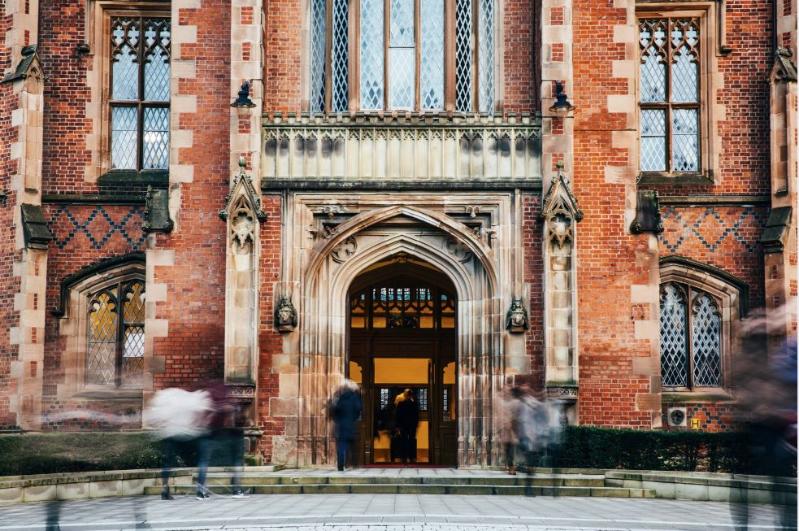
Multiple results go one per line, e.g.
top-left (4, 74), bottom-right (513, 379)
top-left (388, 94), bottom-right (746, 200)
top-left (330, 380), bottom-right (363, 471)
top-left (394, 389), bottom-right (419, 464)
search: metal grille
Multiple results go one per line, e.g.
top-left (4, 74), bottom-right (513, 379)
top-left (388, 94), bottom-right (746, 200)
top-left (143, 18), bottom-right (171, 102)
top-left (639, 17), bottom-right (700, 174)
top-left (455, 0), bottom-right (472, 111)
top-left (331, 0), bottom-right (349, 112)
top-left (87, 291), bottom-right (118, 386)
top-left (659, 283), bottom-right (688, 387)
top-left (477, 0), bottom-right (494, 113)
top-left (309, 0), bottom-right (326, 113)
top-left (420, 0), bottom-right (444, 110)
top-left (360, 0), bottom-right (385, 110)
top-left (691, 293), bottom-right (721, 387)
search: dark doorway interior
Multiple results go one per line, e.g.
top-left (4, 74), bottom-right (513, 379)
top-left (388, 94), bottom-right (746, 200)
top-left (347, 258), bottom-right (458, 466)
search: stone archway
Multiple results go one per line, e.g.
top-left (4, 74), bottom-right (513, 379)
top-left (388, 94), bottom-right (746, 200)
top-left (272, 193), bottom-right (527, 468)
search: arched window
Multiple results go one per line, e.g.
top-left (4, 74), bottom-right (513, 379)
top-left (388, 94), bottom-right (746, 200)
top-left (310, 0), bottom-right (495, 113)
top-left (87, 278), bottom-right (146, 387)
top-left (659, 282), bottom-right (722, 389)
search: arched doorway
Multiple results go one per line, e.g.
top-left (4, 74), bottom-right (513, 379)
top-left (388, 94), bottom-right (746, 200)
top-left (347, 257), bottom-right (458, 466)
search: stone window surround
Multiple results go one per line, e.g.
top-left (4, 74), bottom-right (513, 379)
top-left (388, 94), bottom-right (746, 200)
top-left (659, 257), bottom-right (744, 396)
top-left (301, 0), bottom-right (506, 114)
top-left (635, 2), bottom-right (724, 186)
top-left (56, 260), bottom-right (147, 400)
top-left (84, 0), bottom-right (171, 184)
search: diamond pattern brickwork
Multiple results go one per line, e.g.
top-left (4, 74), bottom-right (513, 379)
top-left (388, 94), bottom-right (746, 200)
top-left (659, 206), bottom-right (768, 306)
top-left (46, 205), bottom-right (146, 251)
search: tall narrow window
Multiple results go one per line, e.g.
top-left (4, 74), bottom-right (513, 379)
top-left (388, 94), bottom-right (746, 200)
top-left (659, 282), bottom-right (721, 389)
top-left (110, 15), bottom-right (171, 171)
top-left (87, 279), bottom-right (146, 388)
top-left (639, 18), bottom-right (700, 174)
top-left (312, 0), bottom-right (493, 113)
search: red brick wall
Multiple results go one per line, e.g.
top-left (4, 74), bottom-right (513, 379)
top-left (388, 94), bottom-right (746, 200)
top-left (151, 0), bottom-right (231, 391)
top-left (662, 402), bottom-right (735, 433)
top-left (263, 0), bottom-right (302, 112)
top-left (0, 6), bottom-right (20, 429)
top-left (256, 194), bottom-right (283, 462)
top-left (38, 0), bottom-right (95, 195)
top-left (522, 194), bottom-right (544, 389)
top-left (571, 1), bottom-right (656, 429)
top-left (503, 0), bottom-right (536, 111)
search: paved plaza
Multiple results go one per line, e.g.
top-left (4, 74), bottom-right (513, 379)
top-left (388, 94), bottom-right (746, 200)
top-left (0, 493), bottom-right (794, 531)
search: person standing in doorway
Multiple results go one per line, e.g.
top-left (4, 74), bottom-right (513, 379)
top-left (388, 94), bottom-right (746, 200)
top-left (394, 389), bottom-right (419, 464)
top-left (330, 380), bottom-right (363, 471)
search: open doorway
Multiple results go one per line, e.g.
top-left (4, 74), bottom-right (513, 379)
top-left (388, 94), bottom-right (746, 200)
top-left (347, 257), bottom-right (457, 466)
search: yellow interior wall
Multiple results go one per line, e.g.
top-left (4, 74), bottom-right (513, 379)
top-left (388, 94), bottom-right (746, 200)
top-left (443, 361), bottom-right (455, 384)
top-left (348, 361), bottom-right (363, 383)
top-left (373, 357), bottom-right (429, 384)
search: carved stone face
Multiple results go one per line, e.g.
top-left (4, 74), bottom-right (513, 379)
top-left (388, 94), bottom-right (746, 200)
top-left (510, 308), bottom-right (526, 327)
top-left (232, 212), bottom-right (254, 249)
top-left (277, 305), bottom-right (292, 324)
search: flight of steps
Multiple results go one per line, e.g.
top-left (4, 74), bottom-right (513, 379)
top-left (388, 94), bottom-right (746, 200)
top-left (146, 467), bottom-right (657, 498)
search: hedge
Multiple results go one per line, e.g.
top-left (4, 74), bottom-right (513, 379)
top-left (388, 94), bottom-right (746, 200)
top-left (0, 432), bottom-right (192, 476)
top-left (0, 427), bottom-right (790, 476)
top-left (550, 427), bottom-right (753, 473)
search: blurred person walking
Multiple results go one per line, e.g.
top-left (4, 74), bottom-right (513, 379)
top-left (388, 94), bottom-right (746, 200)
top-left (330, 380), bottom-right (363, 471)
top-left (394, 389), bottom-right (420, 464)
top-left (144, 387), bottom-right (212, 500)
top-left (498, 386), bottom-right (524, 475)
top-left (730, 308), bottom-right (797, 530)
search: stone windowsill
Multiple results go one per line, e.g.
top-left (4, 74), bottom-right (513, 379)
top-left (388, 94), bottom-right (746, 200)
top-left (661, 390), bottom-right (735, 403)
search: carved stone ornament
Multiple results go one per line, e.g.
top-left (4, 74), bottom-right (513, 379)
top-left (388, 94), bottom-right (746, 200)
top-left (541, 165), bottom-right (583, 248)
top-left (219, 158), bottom-right (267, 222)
top-left (331, 236), bottom-right (357, 263)
top-left (274, 296), bottom-right (298, 333)
top-left (505, 298), bottom-right (529, 333)
top-left (231, 206), bottom-right (255, 253)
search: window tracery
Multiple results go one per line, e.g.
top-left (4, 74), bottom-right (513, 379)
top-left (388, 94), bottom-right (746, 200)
top-left (639, 17), bottom-right (700, 174)
top-left (109, 15), bottom-right (171, 171)
top-left (659, 282), bottom-right (722, 389)
top-left (87, 278), bottom-right (146, 388)
top-left (311, 0), bottom-right (495, 113)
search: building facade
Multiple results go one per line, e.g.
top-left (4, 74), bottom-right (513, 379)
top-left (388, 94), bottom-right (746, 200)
top-left (0, 0), bottom-right (795, 467)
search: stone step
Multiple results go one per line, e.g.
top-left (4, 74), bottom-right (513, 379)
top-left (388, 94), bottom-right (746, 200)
top-left (201, 475), bottom-right (606, 487)
top-left (146, 483), bottom-right (656, 498)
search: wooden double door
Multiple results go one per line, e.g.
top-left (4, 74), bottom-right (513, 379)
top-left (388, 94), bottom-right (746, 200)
top-left (349, 333), bottom-right (457, 466)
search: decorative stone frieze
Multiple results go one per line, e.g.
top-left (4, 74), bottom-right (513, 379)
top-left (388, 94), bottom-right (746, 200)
top-left (262, 114), bottom-right (541, 183)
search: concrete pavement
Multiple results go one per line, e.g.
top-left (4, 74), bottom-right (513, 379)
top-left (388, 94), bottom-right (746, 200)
top-left (0, 493), bottom-right (794, 530)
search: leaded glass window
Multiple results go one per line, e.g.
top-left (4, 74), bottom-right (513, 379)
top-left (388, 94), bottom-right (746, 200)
top-left (311, 0), bottom-right (494, 113)
top-left (87, 279), bottom-right (146, 387)
top-left (639, 17), bottom-right (700, 174)
top-left (659, 282), bottom-right (722, 389)
top-left (110, 15), bottom-right (170, 171)
top-left (350, 284), bottom-right (456, 330)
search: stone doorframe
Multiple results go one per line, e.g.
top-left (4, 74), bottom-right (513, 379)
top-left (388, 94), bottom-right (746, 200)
top-left (273, 192), bottom-right (528, 467)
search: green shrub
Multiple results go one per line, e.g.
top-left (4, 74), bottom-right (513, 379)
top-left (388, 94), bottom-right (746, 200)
top-left (550, 427), bottom-right (779, 475)
top-left (0, 432), bottom-right (196, 476)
